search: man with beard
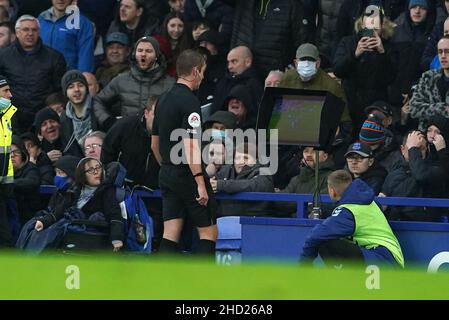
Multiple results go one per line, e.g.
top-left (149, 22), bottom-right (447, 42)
top-left (93, 36), bottom-right (174, 131)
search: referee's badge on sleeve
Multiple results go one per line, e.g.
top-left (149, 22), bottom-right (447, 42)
top-left (188, 112), bottom-right (201, 128)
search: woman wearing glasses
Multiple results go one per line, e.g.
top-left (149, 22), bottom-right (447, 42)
top-left (34, 157), bottom-right (125, 252)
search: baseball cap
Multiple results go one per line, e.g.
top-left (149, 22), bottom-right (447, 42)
top-left (344, 142), bottom-right (373, 158)
top-left (296, 43), bottom-right (319, 60)
top-left (105, 32), bottom-right (130, 46)
top-left (364, 100), bottom-right (393, 117)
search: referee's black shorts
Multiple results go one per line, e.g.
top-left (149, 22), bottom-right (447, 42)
top-left (159, 165), bottom-right (217, 227)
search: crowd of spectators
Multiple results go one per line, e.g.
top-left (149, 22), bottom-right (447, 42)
top-left (2, 0), bottom-right (449, 251)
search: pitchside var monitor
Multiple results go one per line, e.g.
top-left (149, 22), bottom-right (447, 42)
top-left (257, 87), bottom-right (344, 148)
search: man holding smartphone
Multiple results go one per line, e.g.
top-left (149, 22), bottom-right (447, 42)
top-left (152, 49), bottom-right (218, 256)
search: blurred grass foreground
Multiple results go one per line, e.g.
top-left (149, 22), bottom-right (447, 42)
top-left (1, 252), bottom-right (448, 300)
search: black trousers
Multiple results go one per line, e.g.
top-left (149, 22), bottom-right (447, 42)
top-left (0, 184), bottom-right (13, 247)
top-left (318, 239), bottom-right (364, 263)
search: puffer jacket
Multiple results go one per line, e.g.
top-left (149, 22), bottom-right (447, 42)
top-left (93, 63), bottom-right (174, 129)
top-left (230, 0), bottom-right (310, 78)
top-left (316, 0), bottom-right (346, 67)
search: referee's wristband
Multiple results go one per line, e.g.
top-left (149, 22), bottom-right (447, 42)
top-left (193, 172), bottom-right (204, 178)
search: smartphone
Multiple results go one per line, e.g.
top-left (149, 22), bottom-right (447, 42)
top-left (360, 28), bottom-right (374, 38)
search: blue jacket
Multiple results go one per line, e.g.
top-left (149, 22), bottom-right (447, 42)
top-left (39, 7), bottom-right (94, 72)
top-left (300, 179), bottom-right (397, 265)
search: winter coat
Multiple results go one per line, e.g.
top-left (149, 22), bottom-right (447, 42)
top-left (0, 40), bottom-right (66, 131)
top-left (36, 152), bottom-right (54, 185)
top-left (16, 0), bottom-right (52, 18)
top-left (421, 20), bottom-right (444, 71)
top-left (316, 0), bottom-right (346, 67)
top-left (390, 12), bottom-right (432, 106)
top-left (279, 68), bottom-right (351, 122)
top-left (101, 114), bottom-right (160, 190)
top-left (77, 0), bottom-right (118, 37)
top-left (333, 30), bottom-right (396, 129)
top-left (13, 162), bottom-right (41, 224)
top-left (373, 129), bottom-right (403, 172)
top-left (276, 158), bottom-right (335, 215)
top-left (351, 162), bottom-right (387, 195)
top-left (95, 61), bottom-right (130, 88)
top-left (60, 97), bottom-right (99, 157)
top-left (409, 69), bottom-right (449, 130)
top-left (93, 63), bottom-right (174, 129)
top-left (216, 163), bottom-right (274, 217)
top-left (184, 0), bottom-right (234, 40)
top-left (38, 184), bottom-right (125, 242)
top-left (381, 148), bottom-right (447, 221)
top-left (230, 0), bottom-right (310, 78)
top-left (39, 8), bottom-right (95, 72)
top-left (197, 54), bottom-right (227, 106)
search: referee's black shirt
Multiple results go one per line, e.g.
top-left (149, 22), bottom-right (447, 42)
top-left (153, 83), bottom-right (202, 167)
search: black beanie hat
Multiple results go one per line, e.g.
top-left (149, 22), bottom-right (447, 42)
top-left (33, 107), bottom-right (60, 133)
top-left (54, 155), bottom-right (81, 180)
top-left (0, 74), bottom-right (9, 88)
top-left (61, 70), bottom-right (88, 97)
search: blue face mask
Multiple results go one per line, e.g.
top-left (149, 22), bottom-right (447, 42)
top-left (211, 129), bottom-right (226, 141)
top-left (297, 60), bottom-right (317, 81)
top-left (54, 176), bottom-right (70, 191)
top-left (0, 97), bottom-right (11, 112)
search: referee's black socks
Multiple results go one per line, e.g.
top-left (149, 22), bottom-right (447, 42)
top-left (197, 239), bottom-right (216, 255)
top-left (159, 238), bottom-right (179, 254)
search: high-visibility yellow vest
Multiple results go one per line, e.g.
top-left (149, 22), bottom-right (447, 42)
top-left (0, 104), bottom-right (17, 184)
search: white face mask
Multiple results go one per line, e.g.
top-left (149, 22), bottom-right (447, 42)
top-left (297, 60), bottom-right (317, 81)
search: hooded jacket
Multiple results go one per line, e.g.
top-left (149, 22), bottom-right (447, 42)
top-left (216, 163), bottom-right (274, 217)
top-left (210, 66), bottom-right (263, 116)
top-left (93, 62), bottom-right (174, 130)
top-left (39, 7), bottom-right (95, 72)
top-left (300, 178), bottom-right (400, 266)
top-left (223, 84), bottom-right (256, 130)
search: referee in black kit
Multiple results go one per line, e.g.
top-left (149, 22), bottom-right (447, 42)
top-left (151, 49), bottom-right (217, 256)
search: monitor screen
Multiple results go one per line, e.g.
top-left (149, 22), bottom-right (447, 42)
top-left (268, 95), bottom-right (326, 146)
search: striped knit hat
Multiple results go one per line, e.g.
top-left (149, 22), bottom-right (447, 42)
top-left (359, 117), bottom-right (386, 145)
